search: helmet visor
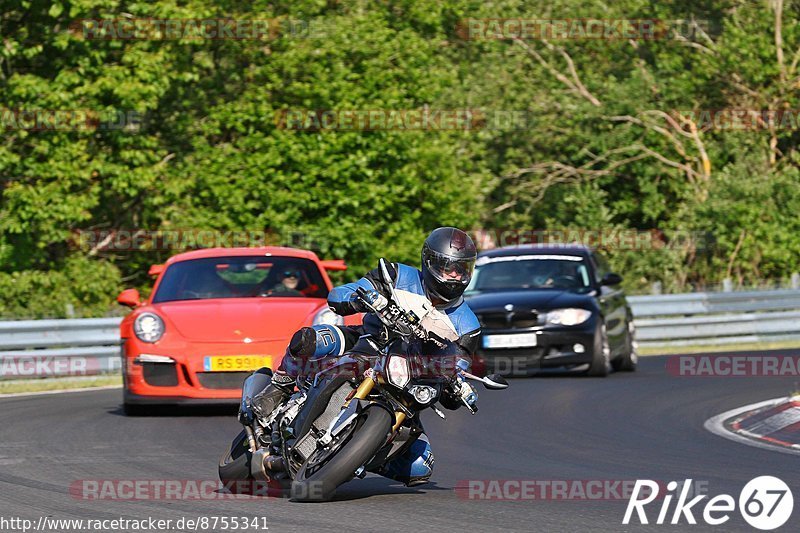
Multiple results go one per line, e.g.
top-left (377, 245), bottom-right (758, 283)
top-left (425, 253), bottom-right (475, 284)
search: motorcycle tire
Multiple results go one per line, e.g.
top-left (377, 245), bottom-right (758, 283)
top-left (291, 406), bottom-right (392, 502)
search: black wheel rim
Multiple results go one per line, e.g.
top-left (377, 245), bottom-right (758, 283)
top-left (301, 418), bottom-right (360, 479)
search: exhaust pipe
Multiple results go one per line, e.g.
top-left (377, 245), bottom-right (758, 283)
top-left (250, 449), bottom-right (286, 481)
top-left (264, 455), bottom-right (285, 472)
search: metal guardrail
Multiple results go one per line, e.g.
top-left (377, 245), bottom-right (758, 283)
top-left (0, 317), bottom-right (122, 380)
top-left (0, 288), bottom-right (798, 380)
top-left (629, 289), bottom-right (800, 347)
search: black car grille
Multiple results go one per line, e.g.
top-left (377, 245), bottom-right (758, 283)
top-left (196, 372), bottom-right (249, 390)
top-left (142, 363), bottom-right (179, 387)
top-left (477, 311), bottom-right (538, 329)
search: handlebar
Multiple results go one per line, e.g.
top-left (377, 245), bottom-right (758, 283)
top-left (453, 371), bottom-right (479, 414)
top-left (354, 286), bottom-right (429, 341)
top-left (353, 287), bottom-right (492, 414)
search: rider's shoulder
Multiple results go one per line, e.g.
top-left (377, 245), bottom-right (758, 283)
top-left (392, 263), bottom-right (423, 285)
top-left (449, 300), bottom-right (481, 333)
top-left (393, 262), bottom-right (419, 275)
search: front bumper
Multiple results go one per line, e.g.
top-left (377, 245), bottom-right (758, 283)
top-left (122, 339), bottom-right (286, 402)
top-left (123, 391), bottom-right (240, 406)
top-left (476, 324), bottom-right (596, 376)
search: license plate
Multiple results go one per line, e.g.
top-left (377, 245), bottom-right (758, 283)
top-left (482, 333), bottom-right (538, 349)
top-left (203, 355), bottom-right (272, 372)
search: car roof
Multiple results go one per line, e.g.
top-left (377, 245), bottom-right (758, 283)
top-left (478, 243), bottom-right (593, 259)
top-left (164, 247), bottom-right (321, 265)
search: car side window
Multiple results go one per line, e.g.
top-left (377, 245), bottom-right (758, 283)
top-left (592, 253), bottom-right (610, 284)
top-left (577, 263), bottom-right (591, 287)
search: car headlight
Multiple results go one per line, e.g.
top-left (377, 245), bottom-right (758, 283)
top-left (386, 355), bottom-right (411, 389)
top-left (545, 308), bottom-right (592, 326)
top-left (134, 312), bottom-right (165, 343)
top-left (312, 306), bottom-right (344, 326)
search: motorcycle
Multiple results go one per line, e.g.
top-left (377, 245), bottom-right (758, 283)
top-left (218, 260), bottom-right (509, 502)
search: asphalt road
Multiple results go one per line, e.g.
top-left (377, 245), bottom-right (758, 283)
top-left (1, 352), bottom-right (799, 532)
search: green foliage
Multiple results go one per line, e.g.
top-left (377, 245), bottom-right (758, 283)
top-left (443, 0), bottom-right (800, 292)
top-left (2, 0), bottom-right (800, 317)
top-left (0, 256), bottom-right (121, 318)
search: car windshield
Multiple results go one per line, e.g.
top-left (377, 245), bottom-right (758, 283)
top-left (152, 256), bottom-right (328, 303)
top-left (465, 255), bottom-right (593, 294)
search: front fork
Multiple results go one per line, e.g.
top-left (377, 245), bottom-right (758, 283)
top-left (349, 375), bottom-right (406, 432)
top-left (244, 426), bottom-right (258, 453)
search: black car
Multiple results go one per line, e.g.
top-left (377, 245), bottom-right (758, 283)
top-left (464, 244), bottom-right (637, 377)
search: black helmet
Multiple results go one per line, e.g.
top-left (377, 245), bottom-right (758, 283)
top-left (421, 227), bottom-right (477, 305)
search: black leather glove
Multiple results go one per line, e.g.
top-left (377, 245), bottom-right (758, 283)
top-left (439, 380), bottom-right (478, 411)
top-left (350, 288), bottom-right (388, 313)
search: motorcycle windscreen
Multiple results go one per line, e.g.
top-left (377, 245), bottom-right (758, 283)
top-left (405, 339), bottom-right (462, 380)
top-left (391, 289), bottom-right (459, 341)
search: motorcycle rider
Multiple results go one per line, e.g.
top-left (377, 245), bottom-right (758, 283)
top-left (246, 227), bottom-right (481, 486)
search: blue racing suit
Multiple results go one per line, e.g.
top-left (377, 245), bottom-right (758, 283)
top-left (282, 259), bottom-right (481, 485)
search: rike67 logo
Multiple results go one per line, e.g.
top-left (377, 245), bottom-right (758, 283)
top-left (623, 476), bottom-right (794, 530)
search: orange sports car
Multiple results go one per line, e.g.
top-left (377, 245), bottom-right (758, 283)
top-left (117, 247), bottom-right (358, 415)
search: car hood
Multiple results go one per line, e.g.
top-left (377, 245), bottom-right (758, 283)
top-left (151, 298), bottom-right (325, 342)
top-left (464, 289), bottom-right (595, 312)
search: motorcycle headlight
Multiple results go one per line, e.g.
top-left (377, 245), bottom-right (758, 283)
top-left (134, 312), bottom-right (165, 343)
top-left (545, 308), bottom-right (592, 326)
top-left (313, 306), bottom-right (344, 326)
top-left (386, 355), bottom-right (411, 389)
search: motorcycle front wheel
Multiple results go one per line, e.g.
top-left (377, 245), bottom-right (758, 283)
top-left (291, 406), bottom-right (392, 502)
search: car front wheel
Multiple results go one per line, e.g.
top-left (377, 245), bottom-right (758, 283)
top-left (612, 319), bottom-right (638, 372)
top-left (587, 322), bottom-right (611, 377)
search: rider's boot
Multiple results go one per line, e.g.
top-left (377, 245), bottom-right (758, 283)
top-left (251, 327), bottom-right (319, 415)
top-left (375, 433), bottom-right (435, 486)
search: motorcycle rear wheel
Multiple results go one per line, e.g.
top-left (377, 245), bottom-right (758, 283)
top-left (218, 429), bottom-right (254, 491)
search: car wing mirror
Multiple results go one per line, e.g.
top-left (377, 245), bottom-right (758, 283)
top-left (601, 272), bottom-right (623, 286)
top-left (148, 264), bottom-right (165, 277)
top-left (117, 288), bottom-right (142, 307)
top-left (320, 259), bottom-right (347, 271)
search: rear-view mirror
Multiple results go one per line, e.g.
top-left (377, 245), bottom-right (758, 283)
top-left (117, 288), bottom-right (141, 307)
top-left (320, 259), bottom-right (347, 271)
top-left (483, 373), bottom-right (509, 390)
